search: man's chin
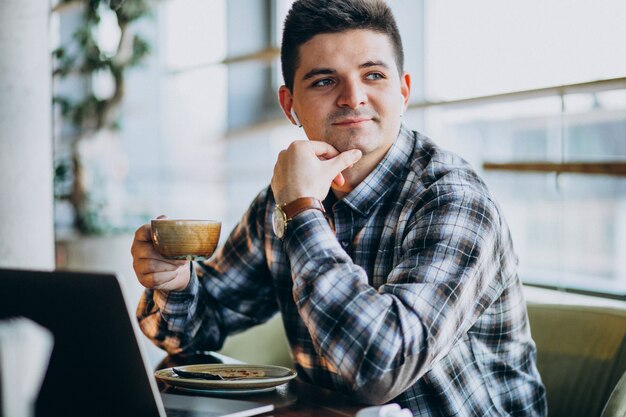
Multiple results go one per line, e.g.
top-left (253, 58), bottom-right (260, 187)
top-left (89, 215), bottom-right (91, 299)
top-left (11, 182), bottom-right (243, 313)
top-left (330, 133), bottom-right (374, 154)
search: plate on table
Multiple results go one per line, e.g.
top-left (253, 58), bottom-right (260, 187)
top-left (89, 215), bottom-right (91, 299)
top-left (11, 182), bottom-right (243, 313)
top-left (170, 386), bottom-right (277, 396)
top-left (154, 364), bottom-right (297, 393)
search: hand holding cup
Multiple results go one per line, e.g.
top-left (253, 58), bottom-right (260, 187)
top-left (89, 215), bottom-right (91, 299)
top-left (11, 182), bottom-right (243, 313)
top-left (131, 217), bottom-right (221, 292)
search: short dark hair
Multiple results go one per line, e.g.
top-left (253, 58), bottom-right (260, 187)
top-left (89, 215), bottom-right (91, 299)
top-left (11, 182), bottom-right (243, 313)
top-left (281, 0), bottom-right (404, 92)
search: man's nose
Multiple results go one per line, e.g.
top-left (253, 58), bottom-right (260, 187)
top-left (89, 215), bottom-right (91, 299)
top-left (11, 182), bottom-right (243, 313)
top-left (336, 79), bottom-right (367, 109)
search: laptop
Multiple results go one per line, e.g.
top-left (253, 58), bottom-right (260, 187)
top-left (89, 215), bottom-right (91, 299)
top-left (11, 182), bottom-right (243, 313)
top-left (0, 268), bottom-right (274, 417)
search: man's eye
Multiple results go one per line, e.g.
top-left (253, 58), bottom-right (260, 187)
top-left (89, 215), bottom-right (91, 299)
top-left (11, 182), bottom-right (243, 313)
top-left (312, 79), bottom-right (334, 87)
top-left (366, 72), bottom-right (384, 80)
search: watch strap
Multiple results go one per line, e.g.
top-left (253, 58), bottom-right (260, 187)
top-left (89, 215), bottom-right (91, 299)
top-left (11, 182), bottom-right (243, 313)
top-left (281, 197), bottom-right (325, 220)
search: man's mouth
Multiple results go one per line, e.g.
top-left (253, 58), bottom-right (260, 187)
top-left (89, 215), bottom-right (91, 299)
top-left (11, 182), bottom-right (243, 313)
top-left (332, 117), bottom-right (371, 127)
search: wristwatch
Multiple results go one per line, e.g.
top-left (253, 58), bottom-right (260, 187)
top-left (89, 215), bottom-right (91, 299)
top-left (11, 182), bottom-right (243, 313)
top-left (272, 197), bottom-right (325, 239)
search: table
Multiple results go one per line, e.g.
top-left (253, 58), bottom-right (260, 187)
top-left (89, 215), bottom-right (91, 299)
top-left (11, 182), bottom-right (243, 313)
top-left (157, 352), bottom-right (365, 416)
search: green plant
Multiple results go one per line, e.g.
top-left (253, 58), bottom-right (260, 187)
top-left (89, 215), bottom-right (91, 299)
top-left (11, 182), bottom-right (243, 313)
top-left (52, 0), bottom-right (151, 234)
top-left (53, 0), bottom-right (151, 131)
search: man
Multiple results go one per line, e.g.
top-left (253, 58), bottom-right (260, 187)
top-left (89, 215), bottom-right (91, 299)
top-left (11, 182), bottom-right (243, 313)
top-left (131, 0), bottom-right (547, 415)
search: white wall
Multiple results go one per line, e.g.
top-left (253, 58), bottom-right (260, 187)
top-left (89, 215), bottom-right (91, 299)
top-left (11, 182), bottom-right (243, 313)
top-left (0, 0), bottom-right (55, 270)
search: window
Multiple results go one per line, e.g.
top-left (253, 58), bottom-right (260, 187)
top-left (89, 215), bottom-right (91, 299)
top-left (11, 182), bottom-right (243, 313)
top-left (226, 0), bottom-right (281, 129)
top-left (416, 1), bottom-right (626, 297)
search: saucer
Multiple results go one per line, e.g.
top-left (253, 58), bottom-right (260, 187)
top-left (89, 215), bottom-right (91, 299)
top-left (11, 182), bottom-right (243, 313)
top-left (155, 364), bottom-right (297, 391)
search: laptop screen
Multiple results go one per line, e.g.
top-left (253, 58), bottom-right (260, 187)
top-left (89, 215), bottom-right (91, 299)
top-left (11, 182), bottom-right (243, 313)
top-left (0, 268), bottom-right (167, 417)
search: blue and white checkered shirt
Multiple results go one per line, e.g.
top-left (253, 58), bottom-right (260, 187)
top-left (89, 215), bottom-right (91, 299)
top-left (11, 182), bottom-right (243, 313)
top-left (138, 125), bottom-right (547, 416)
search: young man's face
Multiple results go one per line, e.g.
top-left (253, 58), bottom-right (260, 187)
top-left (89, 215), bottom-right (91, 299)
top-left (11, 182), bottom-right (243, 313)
top-left (280, 29), bottom-right (410, 161)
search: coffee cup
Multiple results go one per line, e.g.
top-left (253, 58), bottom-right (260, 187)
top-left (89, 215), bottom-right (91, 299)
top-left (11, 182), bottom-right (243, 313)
top-left (150, 219), bottom-right (221, 260)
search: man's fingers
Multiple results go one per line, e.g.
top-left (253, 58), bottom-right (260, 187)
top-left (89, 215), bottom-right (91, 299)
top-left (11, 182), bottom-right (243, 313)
top-left (139, 267), bottom-right (190, 291)
top-left (139, 270), bottom-right (178, 289)
top-left (272, 140), bottom-right (361, 203)
top-left (333, 172), bottom-right (345, 187)
top-left (131, 236), bottom-right (163, 261)
top-left (134, 223), bottom-right (152, 242)
top-left (305, 141), bottom-right (362, 179)
top-left (134, 215), bottom-right (167, 242)
top-left (133, 258), bottom-right (186, 276)
top-left (132, 215), bottom-right (191, 291)
top-left (132, 242), bottom-right (186, 265)
top-left (326, 149), bottom-right (362, 177)
top-left (306, 140), bottom-right (341, 159)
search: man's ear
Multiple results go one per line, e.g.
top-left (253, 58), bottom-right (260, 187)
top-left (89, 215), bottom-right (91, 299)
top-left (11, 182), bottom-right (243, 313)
top-left (278, 86), bottom-right (300, 127)
top-left (400, 72), bottom-right (411, 110)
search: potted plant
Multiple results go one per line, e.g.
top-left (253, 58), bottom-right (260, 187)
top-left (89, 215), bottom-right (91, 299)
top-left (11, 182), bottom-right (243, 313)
top-left (52, 0), bottom-right (151, 235)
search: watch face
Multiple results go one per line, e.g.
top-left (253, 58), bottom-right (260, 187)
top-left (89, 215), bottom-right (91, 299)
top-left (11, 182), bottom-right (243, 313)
top-left (272, 205), bottom-right (286, 239)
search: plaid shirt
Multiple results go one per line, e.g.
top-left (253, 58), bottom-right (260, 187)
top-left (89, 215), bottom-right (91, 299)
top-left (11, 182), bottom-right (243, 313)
top-left (138, 125), bottom-right (547, 416)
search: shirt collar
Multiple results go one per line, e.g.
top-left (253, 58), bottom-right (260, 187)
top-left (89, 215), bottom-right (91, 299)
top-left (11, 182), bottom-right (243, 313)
top-left (339, 123), bottom-right (414, 217)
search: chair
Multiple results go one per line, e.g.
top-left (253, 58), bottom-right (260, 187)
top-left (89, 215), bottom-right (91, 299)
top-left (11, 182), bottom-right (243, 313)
top-left (527, 303), bottom-right (626, 417)
top-left (218, 314), bottom-right (293, 368)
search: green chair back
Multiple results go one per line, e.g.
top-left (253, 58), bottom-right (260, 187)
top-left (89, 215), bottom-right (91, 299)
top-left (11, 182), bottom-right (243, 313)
top-left (528, 304), bottom-right (626, 417)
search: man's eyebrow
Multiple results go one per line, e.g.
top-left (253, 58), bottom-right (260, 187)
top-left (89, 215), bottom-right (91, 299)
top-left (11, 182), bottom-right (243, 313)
top-left (302, 68), bottom-right (336, 81)
top-left (360, 60), bottom-right (390, 69)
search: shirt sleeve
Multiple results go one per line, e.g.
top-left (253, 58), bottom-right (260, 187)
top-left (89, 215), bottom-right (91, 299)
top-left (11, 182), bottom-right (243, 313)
top-left (136, 189), bottom-right (278, 355)
top-left (284, 184), bottom-right (510, 403)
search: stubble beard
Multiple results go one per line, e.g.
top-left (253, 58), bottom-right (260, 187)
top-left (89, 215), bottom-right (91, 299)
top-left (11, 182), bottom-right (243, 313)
top-left (324, 108), bottom-right (380, 154)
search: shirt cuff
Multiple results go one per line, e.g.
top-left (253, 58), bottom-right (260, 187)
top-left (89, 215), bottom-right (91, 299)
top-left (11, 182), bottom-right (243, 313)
top-left (153, 262), bottom-right (200, 315)
top-left (283, 208), bottom-right (344, 275)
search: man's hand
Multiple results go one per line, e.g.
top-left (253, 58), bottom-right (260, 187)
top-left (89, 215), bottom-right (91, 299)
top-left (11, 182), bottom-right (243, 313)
top-left (131, 220), bottom-right (191, 292)
top-left (271, 140), bottom-right (362, 205)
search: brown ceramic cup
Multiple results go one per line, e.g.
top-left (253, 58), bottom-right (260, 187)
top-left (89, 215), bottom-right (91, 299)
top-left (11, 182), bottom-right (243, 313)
top-left (150, 219), bottom-right (221, 260)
